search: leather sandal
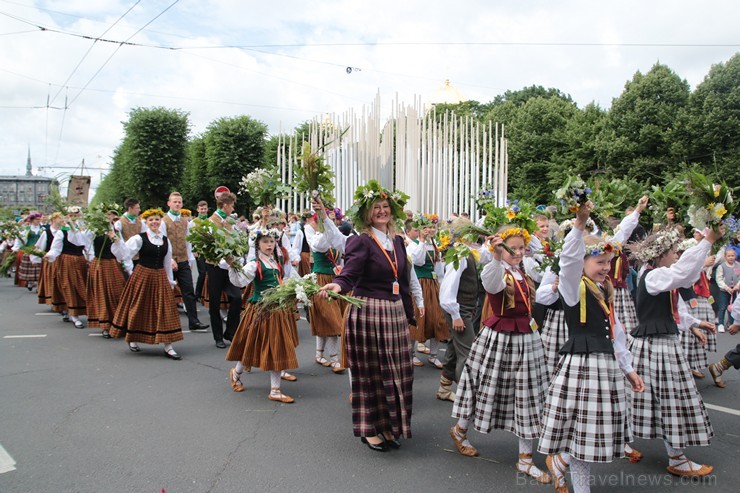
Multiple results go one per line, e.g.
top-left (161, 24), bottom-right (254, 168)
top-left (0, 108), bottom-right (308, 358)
top-left (315, 355), bottom-right (331, 367)
top-left (624, 446), bottom-right (643, 462)
top-left (281, 371), bottom-right (297, 381)
top-left (268, 388), bottom-right (294, 403)
top-left (449, 425), bottom-right (479, 457)
top-left (691, 369), bottom-right (705, 379)
top-left (708, 364), bottom-right (726, 388)
top-left (545, 454), bottom-right (569, 493)
top-left (230, 368), bottom-right (244, 392)
top-left (330, 358), bottom-right (345, 374)
top-left (666, 454), bottom-right (714, 477)
top-left (517, 453), bottom-right (552, 484)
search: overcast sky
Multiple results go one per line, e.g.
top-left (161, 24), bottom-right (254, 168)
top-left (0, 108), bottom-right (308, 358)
top-left (0, 0), bottom-right (737, 194)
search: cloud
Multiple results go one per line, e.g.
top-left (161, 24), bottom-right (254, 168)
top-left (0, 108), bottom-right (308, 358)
top-left (0, 0), bottom-right (737, 196)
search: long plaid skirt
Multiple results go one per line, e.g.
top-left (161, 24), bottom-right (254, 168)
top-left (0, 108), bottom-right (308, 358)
top-left (227, 303), bottom-right (299, 371)
top-left (309, 273), bottom-right (344, 337)
top-left (346, 297), bottom-right (413, 439)
top-left (86, 258), bottom-right (125, 330)
top-left (36, 259), bottom-right (54, 305)
top-left (54, 254), bottom-right (88, 316)
top-left (540, 308), bottom-right (567, 379)
top-left (452, 329), bottom-right (547, 439)
top-left (110, 266), bottom-right (182, 345)
top-left (628, 335), bottom-right (713, 448)
top-left (614, 287), bottom-right (637, 343)
top-left (411, 278), bottom-right (450, 342)
top-left (13, 251), bottom-right (25, 287)
top-left (17, 253), bottom-right (41, 282)
top-left (538, 353), bottom-right (631, 463)
top-left (690, 297), bottom-right (717, 352)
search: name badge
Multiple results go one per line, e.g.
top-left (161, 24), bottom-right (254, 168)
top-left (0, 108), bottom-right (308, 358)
top-left (392, 281), bottom-right (400, 295)
top-left (432, 272), bottom-right (437, 279)
top-left (689, 299), bottom-right (699, 309)
top-left (530, 318), bottom-right (539, 331)
top-left (707, 296), bottom-right (715, 305)
top-left (333, 266), bottom-right (342, 275)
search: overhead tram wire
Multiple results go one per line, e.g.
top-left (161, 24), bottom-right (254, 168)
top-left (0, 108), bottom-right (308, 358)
top-left (66, 0), bottom-right (180, 108)
top-left (49, 0), bottom-right (143, 105)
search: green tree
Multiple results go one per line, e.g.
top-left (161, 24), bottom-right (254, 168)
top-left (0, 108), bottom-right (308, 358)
top-left (606, 63), bottom-right (691, 181)
top-left (686, 53), bottom-right (740, 185)
top-left (203, 115), bottom-right (269, 214)
top-left (181, 136), bottom-right (210, 207)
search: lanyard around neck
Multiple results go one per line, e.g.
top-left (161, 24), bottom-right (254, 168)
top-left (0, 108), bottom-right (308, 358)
top-left (370, 233), bottom-right (398, 280)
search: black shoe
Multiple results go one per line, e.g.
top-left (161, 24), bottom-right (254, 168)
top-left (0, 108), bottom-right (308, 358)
top-left (361, 437), bottom-right (388, 452)
top-left (189, 322), bottom-right (210, 332)
top-left (62, 314), bottom-right (70, 322)
top-left (381, 435), bottom-right (401, 449)
top-left (164, 349), bottom-right (182, 360)
top-left (223, 334), bottom-right (233, 342)
top-left (128, 344), bottom-right (141, 352)
top-left (215, 340), bottom-right (227, 348)
top-left (102, 331), bottom-right (111, 339)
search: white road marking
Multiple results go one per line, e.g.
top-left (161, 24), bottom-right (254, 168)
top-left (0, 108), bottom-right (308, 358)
top-left (34, 313), bottom-right (58, 316)
top-left (88, 333), bottom-right (103, 337)
top-left (0, 443), bottom-right (16, 474)
top-left (705, 403), bottom-right (740, 417)
top-left (3, 335), bottom-right (47, 339)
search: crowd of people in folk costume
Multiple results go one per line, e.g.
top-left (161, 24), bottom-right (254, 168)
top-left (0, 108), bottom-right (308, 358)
top-left (3, 182), bottom-right (740, 493)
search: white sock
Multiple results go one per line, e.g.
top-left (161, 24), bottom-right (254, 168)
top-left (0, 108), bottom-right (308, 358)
top-left (220, 309), bottom-right (227, 319)
top-left (270, 371), bottom-right (281, 390)
top-left (457, 418), bottom-right (470, 431)
top-left (570, 458), bottom-right (591, 493)
top-left (164, 343), bottom-right (174, 353)
top-left (518, 438), bottom-right (533, 455)
top-left (326, 336), bottom-right (340, 361)
top-left (624, 443), bottom-right (634, 454)
top-left (69, 315), bottom-right (79, 323)
top-left (235, 362), bottom-right (244, 374)
top-left (429, 338), bottom-right (439, 356)
top-left (664, 442), bottom-right (701, 471)
top-left (315, 336), bottom-right (326, 359)
top-left (561, 452), bottom-right (571, 465)
top-left (128, 341), bottom-right (139, 349)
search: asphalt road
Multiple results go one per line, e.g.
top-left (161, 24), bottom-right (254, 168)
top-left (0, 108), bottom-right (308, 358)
top-left (0, 278), bottom-right (739, 493)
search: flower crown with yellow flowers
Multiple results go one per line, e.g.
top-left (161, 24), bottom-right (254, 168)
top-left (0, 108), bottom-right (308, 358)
top-left (249, 227), bottom-right (281, 242)
top-left (499, 227), bottom-right (532, 245)
top-left (141, 208), bottom-right (165, 220)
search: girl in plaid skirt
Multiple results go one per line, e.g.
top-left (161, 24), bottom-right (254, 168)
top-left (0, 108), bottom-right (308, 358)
top-left (450, 225), bottom-right (551, 484)
top-left (227, 228), bottom-right (299, 403)
top-left (627, 224), bottom-right (721, 479)
top-left (537, 203), bottom-right (644, 493)
top-left (12, 212), bottom-right (43, 290)
top-left (110, 209), bottom-right (183, 360)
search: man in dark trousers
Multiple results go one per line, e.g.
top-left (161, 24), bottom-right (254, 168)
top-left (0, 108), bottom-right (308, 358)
top-left (206, 191), bottom-right (241, 348)
top-left (194, 200), bottom-right (209, 301)
top-left (160, 192), bottom-right (209, 333)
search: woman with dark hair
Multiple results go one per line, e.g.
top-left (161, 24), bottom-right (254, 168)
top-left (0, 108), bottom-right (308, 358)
top-left (320, 180), bottom-right (413, 452)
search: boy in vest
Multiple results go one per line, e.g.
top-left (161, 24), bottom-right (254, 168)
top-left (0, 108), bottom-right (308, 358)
top-left (195, 200), bottom-right (209, 301)
top-left (160, 192), bottom-right (209, 333)
top-left (114, 198), bottom-right (144, 276)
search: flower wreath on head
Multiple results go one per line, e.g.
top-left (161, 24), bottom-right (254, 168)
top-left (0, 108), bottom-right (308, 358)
top-left (26, 212), bottom-right (43, 221)
top-left (67, 206), bottom-right (82, 215)
top-left (558, 218), bottom-right (597, 238)
top-left (586, 239), bottom-right (616, 257)
top-left (180, 208), bottom-right (192, 217)
top-left (481, 199), bottom-right (537, 236)
top-left (141, 208), bottom-right (165, 220)
top-left (345, 179), bottom-right (409, 228)
top-left (249, 227), bottom-right (281, 242)
top-left (627, 226), bottom-right (683, 264)
top-left (411, 212), bottom-right (436, 229)
top-left (499, 227), bottom-right (532, 246)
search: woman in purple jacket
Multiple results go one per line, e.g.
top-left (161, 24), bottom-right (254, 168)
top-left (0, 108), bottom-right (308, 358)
top-left (320, 180), bottom-right (413, 452)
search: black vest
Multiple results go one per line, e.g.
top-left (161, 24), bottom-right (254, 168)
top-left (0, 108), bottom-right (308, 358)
top-left (632, 270), bottom-right (679, 337)
top-left (136, 233), bottom-right (168, 269)
top-left (93, 235), bottom-right (116, 260)
top-left (61, 230), bottom-right (84, 256)
top-left (457, 254), bottom-right (482, 314)
top-left (42, 224), bottom-right (54, 252)
top-left (300, 224), bottom-right (310, 253)
top-left (559, 284), bottom-right (614, 355)
top-left (678, 286), bottom-right (696, 301)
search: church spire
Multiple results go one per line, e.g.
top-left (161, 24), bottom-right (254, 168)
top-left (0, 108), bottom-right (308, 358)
top-left (26, 146), bottom-right (32, 176)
